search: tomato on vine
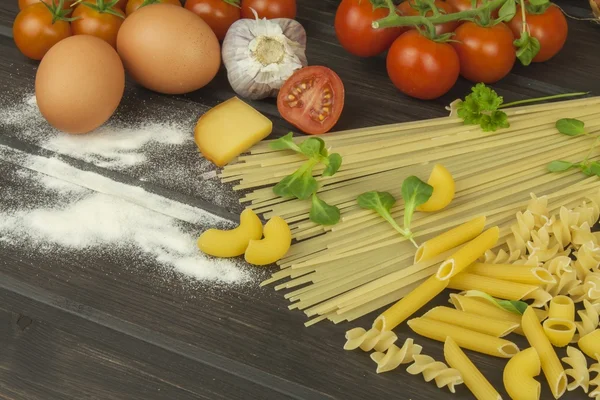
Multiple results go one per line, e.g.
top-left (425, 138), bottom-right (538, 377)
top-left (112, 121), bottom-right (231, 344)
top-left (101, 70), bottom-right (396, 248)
top-left (397, 0), bottom-right (459, 35)
top-left (387, 30), bottom-right (460, 100)
top-left (13, 0), bottom-right (73, 60)
top-left (335, 0), bottom-right (404, 58)
top-left (508, 2), bottom-right (567, 63)
top-left (72, 0), bottom-right (125, 49)
top-left (452, 22), bottom-right (516, 84)
top-left (240, 0), bottom-right (296, 19)
top-left (185, 0), bottom-right (240, 41)
top-left (125, 0), bottom-right (181, 15)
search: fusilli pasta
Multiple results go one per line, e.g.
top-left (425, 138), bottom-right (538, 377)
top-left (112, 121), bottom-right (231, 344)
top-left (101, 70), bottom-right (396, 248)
top-left (370, 338), bottom-right (422, 374)
top-left (546, 257), bottom-right (580, 297)
top-left (590, 359), bottom-right (600, 400)
top-left (344, 327), bottom-right (397, 352)
top-left (574, 241), bottom-right (600, 278)
top-left (570, 272), bottom-right (600, 304)
top-left (406, 354), bottom-right (464, 393)
top-left (575, 300), bottom-right (600, 341)
top-left (562, 346), bottom-right (590, 393)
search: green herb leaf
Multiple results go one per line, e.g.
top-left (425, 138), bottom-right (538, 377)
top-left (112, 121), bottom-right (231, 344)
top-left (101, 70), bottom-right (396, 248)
top-left (273, 163), bottom-right (318, 200)
top-left (309, 194), bottom-right (340, 225)
top-left (357, 191), bottom-right (407, 235)
top-left (547, 160), bottom-right (575, 172)
top-left (299, 138), bottom-right (326, 158)
top-left (470, 83), bottom-right (503, 111)
top-left (589, 161), bottom-right (600, 177)
top-left (497, 0), bottom-right (516, 22)
top-left (322, 153), bottom-right (342, 177)
top-left (269, 132), bottom-right (302, 152)
top-left (401, 176), bottom-right (433, 234)
top-left (514, 31), bottom-right (541, 66)
top-left (456, 84), bottom-right (510, 132)
top-left (463, 290), bottom-right (528, 315)
top-left (556, 118), bottom-right (585, 136)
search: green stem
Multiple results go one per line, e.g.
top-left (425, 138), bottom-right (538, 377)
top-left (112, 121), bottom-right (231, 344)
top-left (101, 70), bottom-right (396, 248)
top-left (500, 92), bottom-right (589, 108)
top-left (422, 0), bottom-right (440, 16)
top-left (382, 214), bottom-right (409, 237)
top-left (374, 0), bottom-right (506, 28)
top-left (520, 0), bottom-right (527, 34)
top-left (583, 137), bottom-right (600, 164)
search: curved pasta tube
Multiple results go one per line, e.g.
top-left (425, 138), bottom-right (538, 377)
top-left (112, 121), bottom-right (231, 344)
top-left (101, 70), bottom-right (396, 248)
top-left (542, 318), bottom-right (576, 348)
top-left (422, 306), bottom-right (519, 337)
top-left (444, 337), bottom-right (501, 400)
top-left (503, 347), bottom-right (541, 400)
top-left (416, 164), bottom-right (455, 212)
top-left (407, 317), bottom-right (519, 358)
top-left (574, 300), bottom-right (600, 341)
top-left (436, 227), bottom-right (500, 281)
top-left (370, 338), bottom-right (422, 374)
top-left (578, 329), bottom-right (600, 360)
top-left (406, 354), bottom-right (464, 394)
top-left (522, 307), bottom-right (567, 399)
top-left (197, 208), bottom-right (263, 257)
top-left (244, 216), bottom-right (291, 266)
top-left (343, 327), bottom-right (397, 353)
top-left (415, 216), bottom-right (486, 263)
top-left (561, 346), bottom-right (590, 393)
top-left (548, 296), bottom-right (575, 321)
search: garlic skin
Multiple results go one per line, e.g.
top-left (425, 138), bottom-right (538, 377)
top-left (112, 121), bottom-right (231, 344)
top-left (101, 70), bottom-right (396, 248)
top-left (222, 13), bottom-right (307, 100)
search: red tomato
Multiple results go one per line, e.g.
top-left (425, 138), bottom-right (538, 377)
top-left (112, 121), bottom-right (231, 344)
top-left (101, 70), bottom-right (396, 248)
top-left (126, 0), bottom-right (181, 15)
top-left (445, 0), bottom-right (499, 18)
top-left (115, 0), bottom-right (128, 9)
top-left (18, 0), bottom-right (75, 10)
top-left (185, 0), bottom-right (240, 41)
top-left (72, 2), bottom-right (124, 49)
top-left (335, 0), bottom-right (404, 58)
top-left (241, 0), bottom-right (296, 19)
top-left (277, 66), bottom-right (345, 135)
top-left (397, 0), bottom-right (459, 35)
top-left (13, 2), bottom-right (72, 60)
top-left (507, 4), bottom-right (568, 63)
top-left (452, 22), bottom-right (515, 84)
top-left (386, 30), bottom-right (459, 100)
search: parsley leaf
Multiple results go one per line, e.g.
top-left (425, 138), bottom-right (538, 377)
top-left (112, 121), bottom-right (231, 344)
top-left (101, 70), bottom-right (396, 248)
top-left (456, 84), bottom-right (509, 132)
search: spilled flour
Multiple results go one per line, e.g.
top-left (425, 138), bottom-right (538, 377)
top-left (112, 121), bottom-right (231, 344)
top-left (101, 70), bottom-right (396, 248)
top-left (0, 145), bottom-right (258, 286)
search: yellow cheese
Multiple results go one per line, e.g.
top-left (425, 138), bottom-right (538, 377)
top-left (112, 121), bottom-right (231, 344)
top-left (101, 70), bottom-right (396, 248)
top-left (194, 97), bottom-right (273, 167)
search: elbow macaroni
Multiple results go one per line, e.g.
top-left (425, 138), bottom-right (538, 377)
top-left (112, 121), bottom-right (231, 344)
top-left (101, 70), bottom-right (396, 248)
top-left (503, 347), bottom-right (541, 400)
top-left (578, 329), bottom-right (600, 360)
top-left (416, 164), bottom-right (455, 212)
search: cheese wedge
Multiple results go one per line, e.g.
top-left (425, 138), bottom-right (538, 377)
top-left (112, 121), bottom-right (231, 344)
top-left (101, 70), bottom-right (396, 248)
top-left (194, 97), bottom-right (273, 167)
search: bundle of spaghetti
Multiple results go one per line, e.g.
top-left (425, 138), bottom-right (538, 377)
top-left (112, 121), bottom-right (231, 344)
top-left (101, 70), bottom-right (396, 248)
top-left (220, 96), bottom-right (600, 326)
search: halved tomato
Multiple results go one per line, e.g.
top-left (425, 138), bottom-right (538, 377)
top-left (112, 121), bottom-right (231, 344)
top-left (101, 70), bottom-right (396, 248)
top-left (277, 66), bottom-right (345, 135)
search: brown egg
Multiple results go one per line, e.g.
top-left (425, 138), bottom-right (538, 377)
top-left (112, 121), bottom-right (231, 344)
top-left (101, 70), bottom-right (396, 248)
top-left (116, 4), bottom-right (220, 95)
top-left (35, 35), bottom-right (125, 134)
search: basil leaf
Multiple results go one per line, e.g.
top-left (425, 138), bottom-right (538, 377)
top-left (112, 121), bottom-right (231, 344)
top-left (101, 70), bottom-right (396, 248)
top-left (269, 132), bottom-right (302, 152)
top-left (273, 167), bottom-right (318, 200)
top-left (498, 0), bottom-right (516, 22)
top-left (547, 160), bottom-right (574, 172)
top-left (556, 118), bottom-right (585, 136)
top-left (310, 194), bottom-right (340, 226)
top-left (357, 191), bottom-right (407, 235)
top-left (322, 153), bottom-right (342, 177)
top-left (401, 176), bottom-right (433, 232)
top-left (514, 31), bottom-right (541, 67)
top-left (299, 138), bottom-right (326, 158)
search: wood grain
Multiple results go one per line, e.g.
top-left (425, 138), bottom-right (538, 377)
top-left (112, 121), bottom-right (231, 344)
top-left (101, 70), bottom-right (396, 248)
top-left (1, 1), bottom-right (600, 399)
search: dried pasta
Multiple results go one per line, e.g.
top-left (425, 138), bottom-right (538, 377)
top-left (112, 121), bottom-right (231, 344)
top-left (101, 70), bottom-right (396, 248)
top-left (570, 272), bottom-right (600, 303)
top-left (543, 296), bottom-right (576, 347)
top-left (444, 337), bottom-right (501, 400)
top-left (503, 347), bottom-right (541, 400)
top-left (522, 307), bottom-right (567, 399)
top-left (468, 262), bottom-right (556, 285)
top-left (573, 241), bottom-right (600, 278)
top-left (406, 354), bottom-right (463, 394)
top-left (578, 329), bottom-right (600, 360)
top-left (575, 300), bottom-right (600, 341)
top-left (422, 306), bottom-right (518, 337)
top-left (562, 346), bottom-right (590, 393)
top-left (343, 327), bottom-right (397, 352)
top-left (370, 338), bottom-right (422, 374)
top-left (407, 317), bottom-right (519, 358)
top-left (590, 360), bottom-right (600, 400)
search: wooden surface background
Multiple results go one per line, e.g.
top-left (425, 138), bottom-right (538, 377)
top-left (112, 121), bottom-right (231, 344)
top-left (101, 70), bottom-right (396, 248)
top-left (1, 1), bottom-right (599, 399)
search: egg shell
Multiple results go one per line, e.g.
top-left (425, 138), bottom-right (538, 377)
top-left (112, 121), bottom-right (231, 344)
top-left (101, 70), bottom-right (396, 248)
top-left (116, 4), bottom-right (221, 95)
top-left (35, 35), bottom-right (125, 135)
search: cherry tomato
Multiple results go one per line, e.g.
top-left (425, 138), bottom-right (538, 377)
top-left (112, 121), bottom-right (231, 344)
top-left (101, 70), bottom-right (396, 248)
top-left (13, 2), bottom-right (72, 60)
top-left (452, 22), bottom-right (515, 84)
top-left (445, 0), bottom-right (499, 18)
top-left (185, 0), bottom-right (240, 41)
top-left (397, 0), bottom-right (459, 35)
top-left (115, 0), bottom-right (128, 9)
top-left (277, 66), bottom-right (345, 135)
top-left (386, 30), bottom-right (459, 100)
top-left (335, 0), bottom-right (405, 58)
top-left (507, 4), bottom-right (567, 63)
top-left (18, 0), bottom-right (75, 10)
top-left (240, 0), bottom-right (296, 19)
top-left (126, 0), bottom-right (181, 15)
top-left (72, 2), bottom-right (124, 49)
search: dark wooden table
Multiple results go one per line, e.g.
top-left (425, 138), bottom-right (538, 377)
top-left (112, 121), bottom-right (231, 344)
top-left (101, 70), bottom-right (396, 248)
top-left (1, 1), bottom-right (599, 399)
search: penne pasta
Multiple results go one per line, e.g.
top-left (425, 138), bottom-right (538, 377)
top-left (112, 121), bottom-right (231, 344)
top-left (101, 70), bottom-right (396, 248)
top-left (578, 329), bottom-right (600, 359)
top-left (542, 318), bottom-right (576, 348)
top-left (468, 262), bottom-right (556, 285)
top-left (414, 216), bottom-right (486, 263)
top-left (503, 347), bottom-right (541, 400)
top-left (436, 227), bottom-right (500, 281)
top-left (373, 276), bottom-right (447, 331)
top-left (422, 306), bottom-right (519, 337)
top-left (444, 337), bottom-right (501, 400)
top-left (448, 273), bottom-right (539, 301)
top-left (407, 317), bottom-right (519, 358)
top-left (522, 307), bottom-right (567, 399)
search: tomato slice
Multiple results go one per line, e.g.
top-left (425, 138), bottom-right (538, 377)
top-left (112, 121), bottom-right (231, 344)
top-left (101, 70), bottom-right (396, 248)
top-left (277, 66), bottom-right (345, 135)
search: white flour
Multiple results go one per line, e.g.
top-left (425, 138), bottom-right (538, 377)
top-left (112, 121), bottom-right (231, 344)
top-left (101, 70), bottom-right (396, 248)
top-left (0, 145), bottom-right (258, 286)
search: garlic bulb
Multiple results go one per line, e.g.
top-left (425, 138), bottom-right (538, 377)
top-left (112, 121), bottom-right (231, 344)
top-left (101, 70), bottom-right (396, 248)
top-left (222, 10), bottom-right (307, 100)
